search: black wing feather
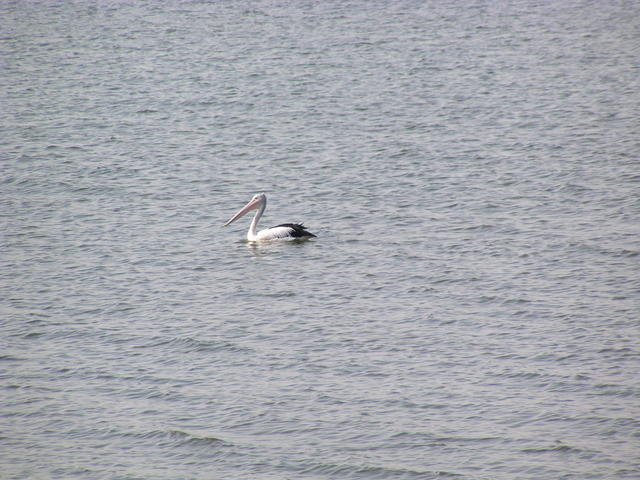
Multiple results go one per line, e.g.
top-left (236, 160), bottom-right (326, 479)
top-left (270, 223), bottom-right (316, 238)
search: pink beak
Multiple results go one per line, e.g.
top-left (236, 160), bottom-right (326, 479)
top-left (223, 197), bottom-right (261, 226)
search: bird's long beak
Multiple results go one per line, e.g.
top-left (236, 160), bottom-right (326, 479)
top-left (223, 197), bottom-right (260, 226)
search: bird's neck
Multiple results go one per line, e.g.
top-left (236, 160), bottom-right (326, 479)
top-left (247, 201), bottom-right (266, 241)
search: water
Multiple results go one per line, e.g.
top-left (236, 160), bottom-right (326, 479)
top-left (2, 1), bottom-right (639, 479)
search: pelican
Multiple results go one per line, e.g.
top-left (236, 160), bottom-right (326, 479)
top-left (223, 193), bottom-right (316, 241)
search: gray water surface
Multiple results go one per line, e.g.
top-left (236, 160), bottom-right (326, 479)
top-left (2, 1), bottom-right (639, 479)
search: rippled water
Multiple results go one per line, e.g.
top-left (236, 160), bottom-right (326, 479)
top-left (2, 1), bottom-right (639, 479)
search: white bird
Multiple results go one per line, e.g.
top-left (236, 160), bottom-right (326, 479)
top-left (223, 193), bottom-right (316, 242)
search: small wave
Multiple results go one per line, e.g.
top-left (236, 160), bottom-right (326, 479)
top-left (262, 291), bottom-right (297, 298)
top-left (0, 355), bottom-right (26, 362)
top-left (500, 297), bottom-right (532, 305)
top-left (597, 347), bottom-right (636, 355)
top-left (522, 443), bottom-right (582, 454)
top-left (163, 430), bottom-right (228, 448)
top-left (451, 223), bottom-right (495, 232)
top-left (132, 336), bottom-right (250, 354)
top-left (18, 329), bottom-right (87, 340)
top-left (593, 384), bottom-right (638, 398)
top-left (391, 431), bottom-right (499, 447)
top-left (114, 429), bottom-right (230, 449)
top-left (299, 460), bottom-right (463, 479)
top-left (493, 371), bottom-right (544, 379)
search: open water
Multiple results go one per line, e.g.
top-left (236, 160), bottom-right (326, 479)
top-left (2, 1), bottom-right (639, 479)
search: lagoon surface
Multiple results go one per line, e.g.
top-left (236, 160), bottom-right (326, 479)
top-left (2, 1), bottom-right (639, 479)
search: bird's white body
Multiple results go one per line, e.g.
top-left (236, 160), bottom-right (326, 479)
top-left (224, 193), bottom-right (316, 242)
top-left (252, 226), bottom-right (303, 241)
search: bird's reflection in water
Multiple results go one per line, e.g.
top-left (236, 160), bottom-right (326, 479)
top-left (245, 238), bottom-right (313, 258)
